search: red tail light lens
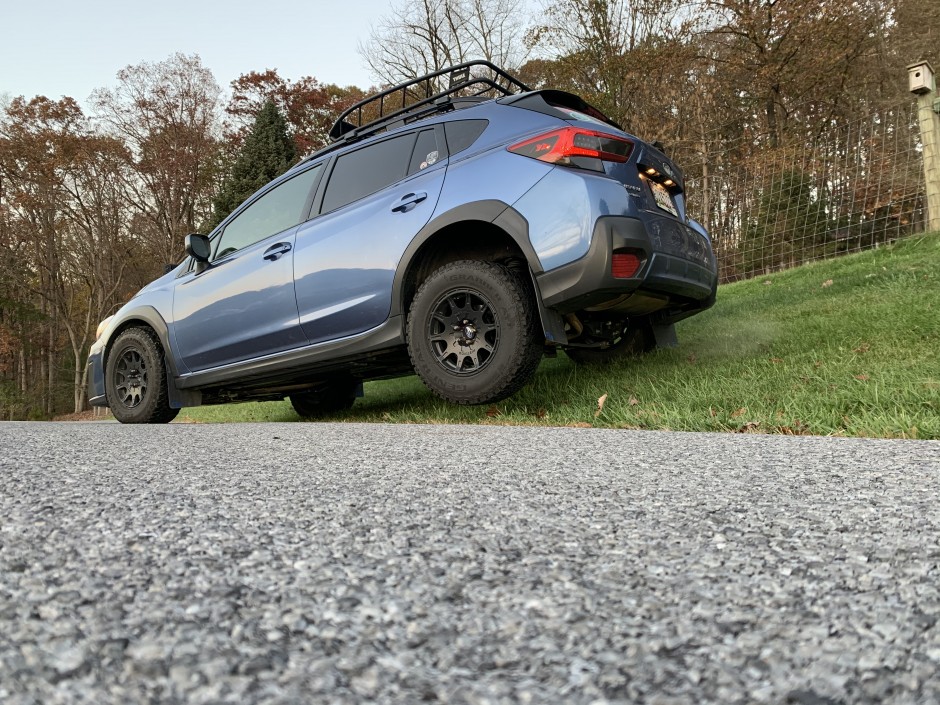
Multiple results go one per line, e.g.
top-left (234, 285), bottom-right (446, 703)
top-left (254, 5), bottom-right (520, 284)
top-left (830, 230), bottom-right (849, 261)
top-left (508, 127), bottom-right (633, 169)
top-left (612, 252), bottom-right (641, 278)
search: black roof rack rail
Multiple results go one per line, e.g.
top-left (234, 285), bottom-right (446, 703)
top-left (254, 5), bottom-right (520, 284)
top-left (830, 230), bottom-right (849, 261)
top-left (327, 60), bottom-right (531, 144)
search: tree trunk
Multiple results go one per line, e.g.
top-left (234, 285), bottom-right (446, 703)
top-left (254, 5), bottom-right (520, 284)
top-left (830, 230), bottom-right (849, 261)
top-left (766, 96), bottom-right (779, 149)
top-left (47, 320), bottom-right (55, 417)
top-left (74, 346), bottom-right (86, 413)
top-left (18, 324), bottom-right (27, 394)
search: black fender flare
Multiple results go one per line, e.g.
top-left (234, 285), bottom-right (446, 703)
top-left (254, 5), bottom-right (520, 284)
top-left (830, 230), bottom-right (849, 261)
top-left (103, 306), bottom-right (201, 408)
top-left (390, 200), bottom-right (568, 344)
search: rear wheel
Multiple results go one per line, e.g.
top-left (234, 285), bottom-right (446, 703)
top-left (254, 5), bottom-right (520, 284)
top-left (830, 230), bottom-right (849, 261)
top-left (407, 260), bottom-right (542, 405)
top-left (290, 378), bottom-right (359, 419)
top-left (105, 327), bottom-right (179, 424)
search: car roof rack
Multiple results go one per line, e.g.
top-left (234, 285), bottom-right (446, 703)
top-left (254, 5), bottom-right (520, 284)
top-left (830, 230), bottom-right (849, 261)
top-left (327, 60), bottom-right (531, 145)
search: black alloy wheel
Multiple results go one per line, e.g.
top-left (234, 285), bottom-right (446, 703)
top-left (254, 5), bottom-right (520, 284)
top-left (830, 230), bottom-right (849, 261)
top-left (427, 288), bottom-right (500, 375)
top-left (105, 327), bottom-right (179, 424)
top-left (407, 260), bottom-right (542, 405)
top-left (114, 347), bottom-right (148, 408)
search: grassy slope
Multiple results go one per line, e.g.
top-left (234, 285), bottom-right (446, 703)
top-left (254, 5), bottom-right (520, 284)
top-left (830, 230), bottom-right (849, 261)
top-left (181, 235), bottom-right (940, 438)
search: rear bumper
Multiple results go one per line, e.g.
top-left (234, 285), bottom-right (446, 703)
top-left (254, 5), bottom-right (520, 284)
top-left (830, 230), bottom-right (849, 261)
top-left (536, 215), bottom-right (717, 319)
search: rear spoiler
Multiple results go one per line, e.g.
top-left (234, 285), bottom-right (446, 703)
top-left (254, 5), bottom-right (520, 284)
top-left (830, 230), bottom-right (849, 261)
top-left (498, 90), bottom-right (623, 131)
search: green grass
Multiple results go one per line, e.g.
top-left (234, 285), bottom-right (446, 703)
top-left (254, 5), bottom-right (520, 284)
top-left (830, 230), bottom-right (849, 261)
top-left (180, 235), bottom-right (940, 438)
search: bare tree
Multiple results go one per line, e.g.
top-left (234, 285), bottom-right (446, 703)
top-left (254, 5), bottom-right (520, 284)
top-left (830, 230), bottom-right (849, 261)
top-left (58, 136), bottom-right (134, 411)
top-left (359, 0), bottom-right (530, 84)
top-left (525, 0), bottom-right (703, 135)
top-left (0, 97), bottom-right (136, 413)
top-left (702, 0), bottom-right (890, 147)
top-left (91, 53), bottom-right (223, 266)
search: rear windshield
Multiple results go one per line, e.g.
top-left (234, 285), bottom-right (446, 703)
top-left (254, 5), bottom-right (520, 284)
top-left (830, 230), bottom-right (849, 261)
top-left (552, 105), bottom-right (612, 128)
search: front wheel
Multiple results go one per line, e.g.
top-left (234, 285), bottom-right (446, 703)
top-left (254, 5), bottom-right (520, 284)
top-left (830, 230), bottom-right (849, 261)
top-left (407, 260), bottom-right (542, 405)
top-left (105, 327), bottom-right (179, 424)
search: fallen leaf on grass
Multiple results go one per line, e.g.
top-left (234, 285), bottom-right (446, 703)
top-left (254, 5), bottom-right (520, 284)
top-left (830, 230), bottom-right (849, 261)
top-left (770, 357), bottom-right (783, 364)
top-left (595, 393), bottom-right (608, 417)
top-left (814, 360), bottom-right (823, 368)
top-left (534, 408), bottom-right (548, 419)
top-left (822, 279), bottom-right (834, 288)
top-left (687, 353), bottom-right (697, 364)
top-left (709, 407), bottom-right (717, 417)
top-left (629, 396), bottom-right (640, 406)
top-left (853, 343), bottom-right (871, 354)
top-left (486, 405), bottom-right (501, 417)
top-left (854, 374), bottom-right (869, 381)
top-left (737, 421), bottom-right (761, 433)
top-left (731, 407), bottom-right (747, 419)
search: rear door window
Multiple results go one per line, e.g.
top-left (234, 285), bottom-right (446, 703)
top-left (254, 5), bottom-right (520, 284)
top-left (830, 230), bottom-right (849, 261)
top-left (321, 133), bottom-right (418, 213)
top-left (408, 129), bottom-right (441, 175)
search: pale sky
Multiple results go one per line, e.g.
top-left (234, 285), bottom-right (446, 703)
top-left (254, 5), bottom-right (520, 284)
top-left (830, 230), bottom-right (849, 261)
top-left (0, 0), bottom-right (395, 108)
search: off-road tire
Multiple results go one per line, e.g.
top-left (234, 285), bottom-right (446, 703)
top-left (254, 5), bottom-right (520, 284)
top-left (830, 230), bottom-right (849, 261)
top-left (407, 260), bottom-right (542, 405)
top-left (105, 327), bottom-right (179, 424)
top-left (290, 378), bottom-right (359, 419)
top-left (565, 320), bottom-right (655, 365)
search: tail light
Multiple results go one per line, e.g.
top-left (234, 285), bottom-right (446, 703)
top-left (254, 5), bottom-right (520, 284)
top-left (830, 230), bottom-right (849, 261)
top-left (612, 252), bottom-right (641, 278)
top-left (508, 127), bottom-right (633, 171)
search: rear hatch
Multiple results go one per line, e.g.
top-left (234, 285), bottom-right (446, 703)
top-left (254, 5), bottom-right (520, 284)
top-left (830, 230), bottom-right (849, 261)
top-left (501, 90), bottom-right (712, 269)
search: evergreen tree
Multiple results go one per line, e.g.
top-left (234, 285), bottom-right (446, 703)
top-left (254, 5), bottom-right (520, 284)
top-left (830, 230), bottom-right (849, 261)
top-left (208, 100), bottom-right (295, 230)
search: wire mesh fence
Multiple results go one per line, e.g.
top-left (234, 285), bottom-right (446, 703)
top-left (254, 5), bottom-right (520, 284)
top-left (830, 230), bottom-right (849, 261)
top-left (679, 100), bottom-right (927, 283)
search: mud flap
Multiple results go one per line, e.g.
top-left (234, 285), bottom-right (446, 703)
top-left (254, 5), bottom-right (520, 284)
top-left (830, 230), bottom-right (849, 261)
top-left (652, 322), bottom-right (678, 349)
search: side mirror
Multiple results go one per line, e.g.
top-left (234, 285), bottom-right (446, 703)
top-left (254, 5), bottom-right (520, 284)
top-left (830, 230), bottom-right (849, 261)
top-left (185, 233), bottom-right (211, 263)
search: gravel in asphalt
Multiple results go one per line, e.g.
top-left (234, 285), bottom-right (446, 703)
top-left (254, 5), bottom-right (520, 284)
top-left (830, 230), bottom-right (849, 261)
top-left (1, 422), bottom-right (939, 704)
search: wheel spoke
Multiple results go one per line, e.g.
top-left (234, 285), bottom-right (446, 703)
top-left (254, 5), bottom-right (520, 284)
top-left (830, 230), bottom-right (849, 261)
top-left (426, 286), bottom-right (500, 375)
top-left (113, 347), bottom-right (150, 409)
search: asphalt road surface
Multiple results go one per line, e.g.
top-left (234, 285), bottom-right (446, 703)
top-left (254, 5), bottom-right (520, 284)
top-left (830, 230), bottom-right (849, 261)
top-left (1, 421), bottom-right (939, 704)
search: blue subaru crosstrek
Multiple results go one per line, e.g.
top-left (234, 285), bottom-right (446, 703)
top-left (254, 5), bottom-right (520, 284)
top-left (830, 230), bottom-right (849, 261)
top-left (87, 62), bottom-right (717, 423)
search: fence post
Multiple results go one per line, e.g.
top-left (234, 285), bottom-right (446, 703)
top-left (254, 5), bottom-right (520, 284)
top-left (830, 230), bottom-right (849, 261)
top-left (908, 61), bottom-right (940, 233)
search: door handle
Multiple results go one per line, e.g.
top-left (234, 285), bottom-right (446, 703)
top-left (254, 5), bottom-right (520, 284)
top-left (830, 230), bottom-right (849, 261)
top-left (263, 242), bottom-right (292, 261)
top-left (391, 192), bottom-right (428, 213)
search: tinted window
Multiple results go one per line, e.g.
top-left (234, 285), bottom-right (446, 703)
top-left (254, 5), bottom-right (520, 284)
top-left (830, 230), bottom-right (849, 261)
top-left (322, 134), bottom-right (417, 213)
top-left (214, 165), bottom-right (321, 260)
top-left (444, 120), bottom-right (488, 155)
top-left (408, 130), bottom-right (441, 175)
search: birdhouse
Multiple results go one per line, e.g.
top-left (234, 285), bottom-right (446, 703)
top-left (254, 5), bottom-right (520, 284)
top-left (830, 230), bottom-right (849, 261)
top-left (908, 61), bottom-right (935, 95)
